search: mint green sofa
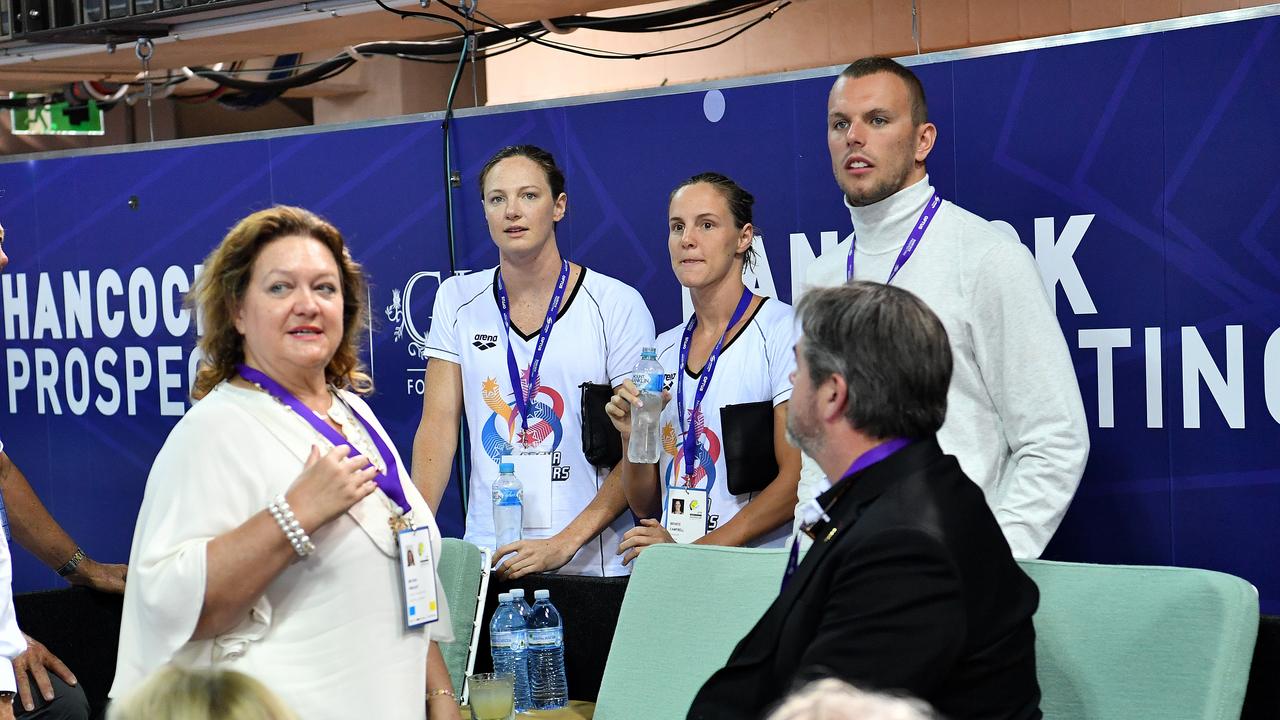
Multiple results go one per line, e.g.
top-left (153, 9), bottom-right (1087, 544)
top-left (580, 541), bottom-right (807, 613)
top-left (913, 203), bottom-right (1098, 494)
top-left (1020, 559), bottom-right (1258, 719)
top-left (594, 545), bottom-right (1260, 720)
top-left (436, 537), bottom-right (491, 701)
top-left (595, 544), bottom-right (787, 719)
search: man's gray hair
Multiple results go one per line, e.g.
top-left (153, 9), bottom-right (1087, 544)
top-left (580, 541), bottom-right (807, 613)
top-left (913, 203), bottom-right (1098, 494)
top-left (796, 282), bottom-right (951, 439)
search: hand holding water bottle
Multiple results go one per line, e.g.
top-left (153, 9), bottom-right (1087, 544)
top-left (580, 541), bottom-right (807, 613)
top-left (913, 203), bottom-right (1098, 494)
top-left (604, 379), bottom-right (643, 437)
top-left (606, 348), bottom-right (670, 462)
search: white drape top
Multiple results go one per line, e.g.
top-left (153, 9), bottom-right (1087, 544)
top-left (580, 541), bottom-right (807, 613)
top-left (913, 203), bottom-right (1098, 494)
top-left (111, 381), bottom-right (451, 720)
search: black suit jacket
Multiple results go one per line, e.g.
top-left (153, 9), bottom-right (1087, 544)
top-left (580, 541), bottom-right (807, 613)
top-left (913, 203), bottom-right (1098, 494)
top-left (688, 438), bottom-right (1041, 720)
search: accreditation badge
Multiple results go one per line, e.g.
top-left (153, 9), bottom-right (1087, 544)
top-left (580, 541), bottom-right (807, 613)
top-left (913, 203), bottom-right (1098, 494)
top-left (398, 526), bottom-right (439, 628)
top-left (665, 486), bottom-right (709, 544)
top-left (506, 452), bottom-right (553, 530)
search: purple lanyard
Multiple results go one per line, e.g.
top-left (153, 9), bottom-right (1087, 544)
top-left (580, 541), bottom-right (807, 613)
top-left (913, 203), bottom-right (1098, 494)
top-left (676, 288), bottom-right (754, 487)
top-left (237, 364), bottom-right (412, 515)
top-left (496, 259), bottom-right (571, 444)
top-left (780, 438), bottom-right (911, 590)
top-left (846, 192), bottom-right (941, 283)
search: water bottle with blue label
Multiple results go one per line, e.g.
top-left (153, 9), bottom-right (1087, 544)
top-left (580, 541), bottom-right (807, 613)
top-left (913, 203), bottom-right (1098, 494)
top-left (628, 347), bottom-right (665, 464)
top-left (492, 460), bottom-right (523, 549)
top-left (527, 588), bottom-right (569, 709)
top-left (489, 592), bottom-right (532, 710)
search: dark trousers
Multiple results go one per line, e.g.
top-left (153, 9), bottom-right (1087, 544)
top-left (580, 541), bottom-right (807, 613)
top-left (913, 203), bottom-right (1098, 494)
top-left (16, 674), bottom-right (89, 720)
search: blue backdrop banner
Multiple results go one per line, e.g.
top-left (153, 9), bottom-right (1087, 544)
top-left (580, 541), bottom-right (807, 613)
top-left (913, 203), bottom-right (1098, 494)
top-left (2, 10), bottom-right (1278, 611)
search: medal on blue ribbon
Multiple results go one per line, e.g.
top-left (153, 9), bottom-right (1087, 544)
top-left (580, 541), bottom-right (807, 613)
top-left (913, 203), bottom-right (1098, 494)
top-left (676, 288), bottom-right (755, 490)
top-left (496, 259), bottom-right (572, 449)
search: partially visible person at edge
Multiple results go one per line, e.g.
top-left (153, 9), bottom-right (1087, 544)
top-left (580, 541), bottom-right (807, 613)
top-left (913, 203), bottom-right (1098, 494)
top-left (412, 145), bottom-right (655, 578)
top-left (606, 173), bottom-right (799, 563)
top-left (110, 207), bottom-right (460, 720)
top-left (0, 221), bottom-right (124, 720)
top-left (688, 282), bottom-right (1041, 720)
top-left (0, 446), bottom-right (23, 720)
top-left (799, 57), bottom-right (1089, 559)
top-left (109, 665), bottom-right (298, 720)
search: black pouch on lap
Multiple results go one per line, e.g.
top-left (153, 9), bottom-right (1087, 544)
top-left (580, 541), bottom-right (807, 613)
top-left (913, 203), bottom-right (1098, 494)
top-left (580, 382), bottom-right (623, 468)
top-left (721, 400), bottom-right (778, 495)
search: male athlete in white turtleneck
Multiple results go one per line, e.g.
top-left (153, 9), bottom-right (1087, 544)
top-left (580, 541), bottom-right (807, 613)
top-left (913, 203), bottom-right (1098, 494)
top-left (797, 57), bottom-right (1090, 560)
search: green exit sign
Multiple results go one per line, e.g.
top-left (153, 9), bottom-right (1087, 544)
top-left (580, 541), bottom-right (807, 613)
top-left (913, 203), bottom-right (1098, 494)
top-left (9, 93), bottom-right (105, 136)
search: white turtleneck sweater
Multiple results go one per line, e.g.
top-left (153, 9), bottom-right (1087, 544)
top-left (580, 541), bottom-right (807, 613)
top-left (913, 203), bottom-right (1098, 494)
top-left (797, 176), bottom-right (1089, 559)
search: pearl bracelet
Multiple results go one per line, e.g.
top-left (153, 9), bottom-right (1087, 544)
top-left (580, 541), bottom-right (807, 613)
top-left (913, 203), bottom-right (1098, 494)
top-left (268, 494), bottom-right (315, 557)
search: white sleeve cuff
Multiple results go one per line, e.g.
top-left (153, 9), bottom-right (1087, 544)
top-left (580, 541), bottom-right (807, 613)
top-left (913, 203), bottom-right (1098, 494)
top-left (0, 657), bottom-right (15, 693)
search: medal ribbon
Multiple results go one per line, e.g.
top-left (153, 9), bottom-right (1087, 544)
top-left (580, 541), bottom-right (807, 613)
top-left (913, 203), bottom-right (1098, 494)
top-left (237, 364), bottom-right (411, 515)
top-left (496, 259), bottom-right (572, 447)
top-left (676, 287), bottom-right (754, 489)
top-left (846, 192), bottom-right (940, 283)
top-left (780, 438), bottom-right (912, 590)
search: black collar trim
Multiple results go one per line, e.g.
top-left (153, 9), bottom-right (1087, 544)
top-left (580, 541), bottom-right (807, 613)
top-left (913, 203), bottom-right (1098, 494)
top-left (491, 265), bottom-right (587, 342)
top-left (683, 295), bottom-right (769, 379)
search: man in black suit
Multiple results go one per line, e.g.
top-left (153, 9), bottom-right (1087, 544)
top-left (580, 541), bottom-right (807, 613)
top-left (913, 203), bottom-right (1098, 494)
top-left (688, 282), bottom-right (1041, 720)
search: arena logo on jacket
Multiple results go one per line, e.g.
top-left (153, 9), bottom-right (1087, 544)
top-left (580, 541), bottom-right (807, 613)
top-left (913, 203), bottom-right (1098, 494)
top-left (479, 371), bottom-right (570, 481)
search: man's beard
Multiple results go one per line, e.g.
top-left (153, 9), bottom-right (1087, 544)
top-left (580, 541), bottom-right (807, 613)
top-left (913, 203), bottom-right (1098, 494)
top-left (786, 407), bottom-right (823, 458)
top-left (841, 164), bottom-right (912, 207)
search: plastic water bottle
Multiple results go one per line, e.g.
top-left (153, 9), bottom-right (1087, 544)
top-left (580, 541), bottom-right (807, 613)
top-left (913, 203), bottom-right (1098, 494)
top-left (510, 588), bottom-right (533, 619)
top-left (489, 593), bottom-right (533, 711)
top-left (527, 588), bottom-right (568, 709)
top-left (628, 347), bottom-right (665, 464)
top-left (492, 460), bottom-right (523, 549)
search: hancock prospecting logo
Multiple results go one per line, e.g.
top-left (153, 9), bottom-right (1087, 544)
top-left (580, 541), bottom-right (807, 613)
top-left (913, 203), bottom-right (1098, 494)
top-left (384, 270), bottom-right (449, 359)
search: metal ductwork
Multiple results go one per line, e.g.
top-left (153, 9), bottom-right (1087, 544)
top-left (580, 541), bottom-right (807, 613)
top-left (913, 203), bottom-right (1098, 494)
top-left (2, 0), bottom-right (300, 43)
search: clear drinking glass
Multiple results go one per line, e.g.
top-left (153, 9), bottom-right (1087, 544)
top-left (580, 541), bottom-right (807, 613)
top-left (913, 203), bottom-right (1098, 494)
top-left (468, 673), bottom-right (516, 720)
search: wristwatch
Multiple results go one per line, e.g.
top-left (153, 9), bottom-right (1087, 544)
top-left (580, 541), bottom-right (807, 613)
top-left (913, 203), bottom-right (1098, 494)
top-left (56, 548), bottom-right (86, 578)
top-left (0, 690), bottom-right (15, 704)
